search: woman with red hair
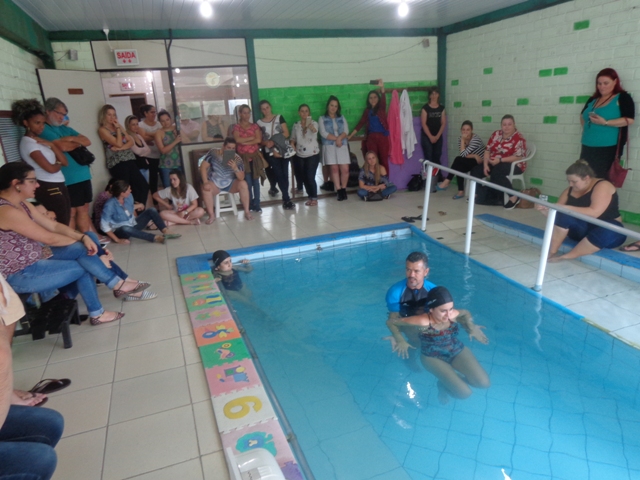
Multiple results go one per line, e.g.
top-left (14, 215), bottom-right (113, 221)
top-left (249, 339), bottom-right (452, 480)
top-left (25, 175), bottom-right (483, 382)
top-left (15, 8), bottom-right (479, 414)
top-left (580, 68), bottom-right (634, 180)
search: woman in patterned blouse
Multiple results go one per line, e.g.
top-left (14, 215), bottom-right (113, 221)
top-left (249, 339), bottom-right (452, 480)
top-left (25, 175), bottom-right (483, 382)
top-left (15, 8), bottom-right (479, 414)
top-left (471, 115), bottom-right (527, 209)
top-left (154, 111), bottom-right (183, 189)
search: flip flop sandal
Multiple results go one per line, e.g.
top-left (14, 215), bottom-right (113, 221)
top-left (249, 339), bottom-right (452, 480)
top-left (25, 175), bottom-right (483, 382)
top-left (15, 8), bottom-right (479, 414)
top-left (90, 311), bottom-right (125, 326)
top-left (123, 290), bottom-right (158, 302)
top-left (620, 243), bottom-right (640, 252)
top-left (163, 233), bottom-right (182, 240)
top-left (29, 378), bottom-right (71, 395)
top-left (114, 281), bottom-right (151, 299)
top-left (401, 216), bottom-right (416, 223)
top-left (452, 194), bottom-right (465, 200)
top-left (34, 396), bottom-right (49, 408)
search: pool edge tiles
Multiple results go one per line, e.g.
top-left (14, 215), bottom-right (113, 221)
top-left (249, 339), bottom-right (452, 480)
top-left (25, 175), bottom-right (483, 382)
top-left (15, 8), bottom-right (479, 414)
top-left (176, 265), bottom-right (304, 480)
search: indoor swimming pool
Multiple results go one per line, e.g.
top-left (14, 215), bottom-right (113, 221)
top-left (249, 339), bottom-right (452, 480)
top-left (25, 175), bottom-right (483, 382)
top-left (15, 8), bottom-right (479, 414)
top-left (206, 225), bottom-right (640, 480)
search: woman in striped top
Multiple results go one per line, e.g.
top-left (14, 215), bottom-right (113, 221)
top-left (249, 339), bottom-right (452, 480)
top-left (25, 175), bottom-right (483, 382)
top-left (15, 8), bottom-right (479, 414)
top-left (437, 121), bottom-right (485, 199)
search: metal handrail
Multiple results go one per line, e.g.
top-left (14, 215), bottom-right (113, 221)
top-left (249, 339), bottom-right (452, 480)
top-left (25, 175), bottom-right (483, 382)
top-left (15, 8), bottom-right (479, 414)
top-left (419, 160), bottom-right (640, 291)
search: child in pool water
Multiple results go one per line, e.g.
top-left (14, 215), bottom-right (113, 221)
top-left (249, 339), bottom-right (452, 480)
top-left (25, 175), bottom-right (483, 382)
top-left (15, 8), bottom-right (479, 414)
top-left (211, 250), bottom-right (253, 293)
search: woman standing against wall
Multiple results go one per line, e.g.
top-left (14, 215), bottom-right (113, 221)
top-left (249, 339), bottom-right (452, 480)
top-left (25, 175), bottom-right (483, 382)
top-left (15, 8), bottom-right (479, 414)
top-left (154, 111), bottom-right (183, 189)
top-left (138, 105), bottom-right (163, 191)
top-left (348, 79), bottom-right (389, 171)
top-left (580, 68), bottom-right (635, 180)
top-left (98, 105), bottom-right (149, 205)
top-left (233, 105), bottom-right (265, 214)
top-left (319, 96), bottom-right (351, 201)
top-left (420, 87), bottom-right (446, 188)
top-left (290, 104), bottom-right (321, 206)
top-left (257, 100), bottom-right (295, 210)
top-left (12, 99), bottom-right (71, 226)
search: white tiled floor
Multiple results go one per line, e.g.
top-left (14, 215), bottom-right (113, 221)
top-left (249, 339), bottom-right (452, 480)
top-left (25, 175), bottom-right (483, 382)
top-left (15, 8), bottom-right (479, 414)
top-left (11, 188), bottom-right (640, 479)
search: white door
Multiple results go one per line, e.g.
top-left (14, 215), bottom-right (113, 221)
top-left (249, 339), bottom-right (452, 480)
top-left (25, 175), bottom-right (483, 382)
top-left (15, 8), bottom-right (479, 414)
top-left (37, 69), bottom-right (110, 195)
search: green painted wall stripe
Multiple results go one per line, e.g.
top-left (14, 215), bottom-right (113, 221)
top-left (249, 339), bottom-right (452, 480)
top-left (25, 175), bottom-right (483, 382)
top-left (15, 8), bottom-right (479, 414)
top-left (574, 20), bottom-right (590, 30)
top-left (553, 67), bottom-right (568, 76)
top-left (576, 95), bottom-right (591, 104)
top-left (543, 116), bottom-right (558, 124)
top-left (483, 67), bottom-right (493, 75)
top-left (482, 100), bottom-right (492, 107)
top-left (0, 0), bottom-right (54, 67)
top-left (49, 28), bottom-right (439, 42)
top-left (258, 80), bottom-right (435, 135)
top-left (530, 178), bottom-right (543, 185)
top-left (621, 210), bottom-right (640, 227)
top-left (559, 96), bottom-right (574, 104)
top-left (482, 116), bottom-right (492, 123)
top-left (517, 98), bottom-right (529, 106)
top-left (451, 79), bottom-right (459, 86)
top-left (453, 101), bottom-right (462, 108)
top-left (539, 69), bottom-right (552, 77)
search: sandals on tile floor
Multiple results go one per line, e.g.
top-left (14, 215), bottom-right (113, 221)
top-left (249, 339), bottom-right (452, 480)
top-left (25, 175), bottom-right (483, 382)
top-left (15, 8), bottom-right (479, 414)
top-left (123, 290), bottom-right (158, 302)
top-left (113, 281), bottom-right (150, 299)
top-left (90, 311), bottom-right (125, 326)
top-left (29, 378), bottom-right (71, 395)
top-left (620, 242), bottom-right (640, 252)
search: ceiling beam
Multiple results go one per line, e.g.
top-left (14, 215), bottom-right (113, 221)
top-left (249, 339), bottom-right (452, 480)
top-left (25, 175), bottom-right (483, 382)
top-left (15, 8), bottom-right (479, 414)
top-left (0, 0), bottom-right (54, 67)
top-left (49, 28), bottom-right (439, 42)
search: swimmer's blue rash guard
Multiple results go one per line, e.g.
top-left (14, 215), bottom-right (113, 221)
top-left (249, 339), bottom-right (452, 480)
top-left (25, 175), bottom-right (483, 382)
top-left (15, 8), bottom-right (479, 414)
top-left (386, 278), bottom-right (437, 317)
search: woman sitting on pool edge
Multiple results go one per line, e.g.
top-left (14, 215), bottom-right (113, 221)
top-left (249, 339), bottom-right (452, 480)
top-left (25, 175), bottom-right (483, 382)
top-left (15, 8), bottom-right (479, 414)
top-left (535, 159), bottom-right (626, 261)
top-left (386, 286), bottom-right (490, 404)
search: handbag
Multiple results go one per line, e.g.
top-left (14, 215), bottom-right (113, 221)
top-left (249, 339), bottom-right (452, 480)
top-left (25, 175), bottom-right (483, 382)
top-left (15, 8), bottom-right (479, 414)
top-left (68, 145), bottom-right (95, 166)
top-left (607, 125), bottom-right (631, 188)
top-left (515, 187), bottom-right (541, 209)
top-left (366, 192), bottom-right (384, 202)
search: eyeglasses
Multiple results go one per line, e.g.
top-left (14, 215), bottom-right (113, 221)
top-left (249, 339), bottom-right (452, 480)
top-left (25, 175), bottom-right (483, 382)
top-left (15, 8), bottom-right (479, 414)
top-left (53, 110), bottom-right (67, 116)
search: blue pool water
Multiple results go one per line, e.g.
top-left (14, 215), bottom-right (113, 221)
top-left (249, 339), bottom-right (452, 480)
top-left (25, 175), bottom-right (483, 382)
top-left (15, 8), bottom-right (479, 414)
top-left (229, 227), bottom-right (640, 480)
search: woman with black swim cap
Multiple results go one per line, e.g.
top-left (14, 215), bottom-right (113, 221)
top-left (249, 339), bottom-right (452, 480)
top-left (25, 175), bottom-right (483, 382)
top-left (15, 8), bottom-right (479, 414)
top-left (386, 286), bottom-right (490, 404)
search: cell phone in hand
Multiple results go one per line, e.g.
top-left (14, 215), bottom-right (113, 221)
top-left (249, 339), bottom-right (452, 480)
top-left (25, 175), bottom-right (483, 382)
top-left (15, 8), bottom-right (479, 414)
top-left (223, 150), bottom-right (235, 162)
top-left (369, 80), bottom-right (379, 85)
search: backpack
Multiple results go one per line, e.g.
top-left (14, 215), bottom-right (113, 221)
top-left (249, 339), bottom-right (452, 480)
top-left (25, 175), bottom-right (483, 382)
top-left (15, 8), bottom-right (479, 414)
top-left (347, 151), bottom-right (360, 188)
top-left (407, 174), bottom-right (424, 192)
top-left (475, 184), bottom-right (503, 205)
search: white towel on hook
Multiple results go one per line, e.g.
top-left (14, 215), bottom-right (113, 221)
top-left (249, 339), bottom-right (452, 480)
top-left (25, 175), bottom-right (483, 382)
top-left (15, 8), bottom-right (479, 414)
top-left (400, 90), bottom-right (417, 158)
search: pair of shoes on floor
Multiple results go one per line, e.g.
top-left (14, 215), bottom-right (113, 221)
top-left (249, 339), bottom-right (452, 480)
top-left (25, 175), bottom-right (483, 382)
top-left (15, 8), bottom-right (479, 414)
top-left (337, 188), bottom-right (348, 201)
top-left (283, 201), bottom-right (295, 210)
top-left (113, 281), bottom-right (151, 299)
top-left (319, 181), bottom-right (335, 192)
top-left (504, 198), bottom-right (521, 210)
top-left (123, 290), bottom-right (158, 302)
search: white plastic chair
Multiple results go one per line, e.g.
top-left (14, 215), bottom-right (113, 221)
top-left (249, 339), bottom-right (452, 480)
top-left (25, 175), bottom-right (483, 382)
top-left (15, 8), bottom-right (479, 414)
top-left (215, 191), bottom-right (238, 218)
top-left (508, 142), bottom-right (536, 190)
top-left (503, 142), bottom-right (536, 203)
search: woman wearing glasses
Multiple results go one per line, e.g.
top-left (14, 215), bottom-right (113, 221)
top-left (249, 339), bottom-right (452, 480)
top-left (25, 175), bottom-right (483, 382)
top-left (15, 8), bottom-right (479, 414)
top-left (580, 68), bottom-right (634, 180)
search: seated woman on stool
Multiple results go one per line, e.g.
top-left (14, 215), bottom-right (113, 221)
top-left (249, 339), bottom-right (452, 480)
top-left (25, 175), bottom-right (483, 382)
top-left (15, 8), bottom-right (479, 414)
top-left (152, 169), bottom-right (205, 226)
top-left (0, 163), bottom-right (151, 325)
top-left (536, 160), bottom-right (626, 262)
top-left (437, 121), bottom-right (485, 199)
top-left (357, 151), bottom-right (397, 201)
top-left (101, 180), bottom-right (181, 244)
top-left (471, 114), bottom-right (526, 209)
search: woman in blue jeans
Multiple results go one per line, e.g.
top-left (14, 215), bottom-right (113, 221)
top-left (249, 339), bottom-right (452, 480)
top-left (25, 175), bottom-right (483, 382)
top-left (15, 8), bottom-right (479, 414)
top-left (0, 163), bottom-right (151, 325)
top-left (100, 179), bottom-right (181, 244)
top-left (357, 151), bottom-right (397, 200)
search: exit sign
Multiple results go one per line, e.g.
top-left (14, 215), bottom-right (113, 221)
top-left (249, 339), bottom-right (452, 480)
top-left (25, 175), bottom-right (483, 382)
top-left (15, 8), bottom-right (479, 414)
top-left (114, 49), bottom-right (139, 66)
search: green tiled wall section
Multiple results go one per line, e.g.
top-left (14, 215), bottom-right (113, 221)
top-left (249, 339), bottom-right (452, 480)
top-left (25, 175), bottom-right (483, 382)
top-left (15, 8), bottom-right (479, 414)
top-left (559, 96), bottom-right (574, 104)
top-left (258, 80), bottom-right (436, 132)
top-left (574, 20), bottom-right (590, 30)
top-left (483, 67), bottom-right (493, 75)
top-left (516, 98), bottom-right (529, 106)
top-left (482, 100), bottom-right (492, 107)
top-left (451, 79), bottom-right (459, 86)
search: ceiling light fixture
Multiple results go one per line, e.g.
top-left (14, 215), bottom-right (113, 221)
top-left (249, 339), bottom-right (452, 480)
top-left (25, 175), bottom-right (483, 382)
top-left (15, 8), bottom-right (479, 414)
top-left (200, 1), bottom-right (213, 18)
top-left (174, 68), bottom-right (181, 73)
top-left (398, 2), bottom-right (409, 17)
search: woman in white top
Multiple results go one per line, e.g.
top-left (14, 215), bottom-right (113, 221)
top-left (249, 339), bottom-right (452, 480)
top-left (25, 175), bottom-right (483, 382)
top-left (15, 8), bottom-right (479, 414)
top-left (137, 104), bottom-right (162, 192)
top-left (290, 104), bottom-right (320, 206)
top-left (319, 95), bottom-right (350, 201)
top-left (152, 169), bottom-right (205, 226)
top-left (11, 99), bottom-right (71, 225)
top-left (125, 115), bottom-right (152, 182)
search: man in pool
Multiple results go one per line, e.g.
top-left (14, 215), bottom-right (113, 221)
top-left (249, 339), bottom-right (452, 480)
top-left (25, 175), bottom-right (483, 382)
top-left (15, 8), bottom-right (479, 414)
top-left (385, 252), bottom-right (487, 358)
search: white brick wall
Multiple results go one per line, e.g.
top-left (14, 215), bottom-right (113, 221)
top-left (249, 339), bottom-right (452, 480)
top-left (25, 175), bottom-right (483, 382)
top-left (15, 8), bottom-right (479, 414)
top-left (447, 0), bottom-right (640, 210)
top-left (255, 37), bottom-right (437, 88)
top-left (0, 37), bottom-right (45, 165)
top-left (51, 41), bottom-right (95, 71)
